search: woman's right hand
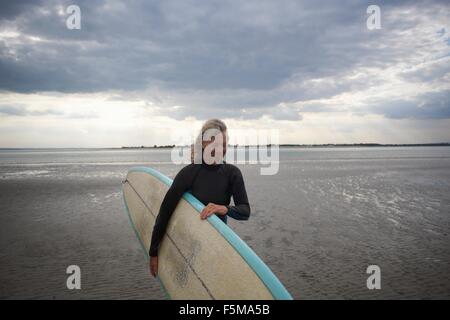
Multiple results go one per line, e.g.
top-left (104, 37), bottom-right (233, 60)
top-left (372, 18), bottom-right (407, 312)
top-left (150, 256), bottom-right (158, 277)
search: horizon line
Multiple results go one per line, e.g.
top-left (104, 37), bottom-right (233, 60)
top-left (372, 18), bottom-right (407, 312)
top-left (1, 142), bottom-right (450, 150)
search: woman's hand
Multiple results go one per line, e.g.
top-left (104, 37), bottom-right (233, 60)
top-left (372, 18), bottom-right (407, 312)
top-left (200, 203), bottom-right (227, 220)
top-left (150, 256), bottom-right (158, 277)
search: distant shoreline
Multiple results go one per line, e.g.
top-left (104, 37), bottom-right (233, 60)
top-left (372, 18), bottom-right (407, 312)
top-left (1, 143), bottom-right (450, 150)
top-left (120, 142), bottom-right (450, 149)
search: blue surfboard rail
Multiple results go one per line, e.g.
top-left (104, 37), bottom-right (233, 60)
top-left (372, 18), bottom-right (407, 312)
top-left (127, 166), bottom-right (293, 300)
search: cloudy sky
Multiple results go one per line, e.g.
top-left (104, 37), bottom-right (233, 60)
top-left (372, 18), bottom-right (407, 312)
top-left (0, 0), bottom-right (449, 147)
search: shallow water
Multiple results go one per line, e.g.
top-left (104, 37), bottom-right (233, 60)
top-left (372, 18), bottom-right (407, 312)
top-left (0, 147), bottom-right (449, 299)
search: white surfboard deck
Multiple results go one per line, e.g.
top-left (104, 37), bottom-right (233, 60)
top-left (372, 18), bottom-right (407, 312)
top-left (122, 166), bottom-right (292, 300)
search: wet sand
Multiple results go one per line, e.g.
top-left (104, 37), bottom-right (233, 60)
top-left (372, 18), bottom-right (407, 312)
top-left (0, 147), bottom-right (449, 299)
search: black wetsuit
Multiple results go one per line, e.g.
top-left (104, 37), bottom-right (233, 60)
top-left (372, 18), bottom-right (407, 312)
top-left (149, 163), bottom-right (250, 257)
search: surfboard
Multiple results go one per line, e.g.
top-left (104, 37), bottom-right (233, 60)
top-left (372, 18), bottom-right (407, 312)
top-left (122, 166), bottom-right (293, 300)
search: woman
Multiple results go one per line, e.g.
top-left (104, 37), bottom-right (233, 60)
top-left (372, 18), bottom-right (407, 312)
top-left (149, 119), bottom-right (251, 277)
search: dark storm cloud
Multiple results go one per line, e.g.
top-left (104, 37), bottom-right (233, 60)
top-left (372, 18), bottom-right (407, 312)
top-left (0, 0), bottom-right (449, 120)
top-left (369, 90), bottom-right (450, 119)
top-left (0, 0), bottom-right (397, 93)
top-left (0, 103), bottom-right (99, 118)
top-left (0, 104), bottom-right (27, 116)
top-left (0, 0), bottom-right (44, 20)
top-left (0, 104), bottom-right (63, 116)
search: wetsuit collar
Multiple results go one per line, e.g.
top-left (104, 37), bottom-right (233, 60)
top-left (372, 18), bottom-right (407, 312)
top-left (201, 158), bottom-right (225, 169)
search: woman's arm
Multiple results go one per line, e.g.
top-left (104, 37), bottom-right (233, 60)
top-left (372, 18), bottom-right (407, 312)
top-left (149, 165), bottom-right (194, 257)
top-left (227, 166), bottom-right (250, 220)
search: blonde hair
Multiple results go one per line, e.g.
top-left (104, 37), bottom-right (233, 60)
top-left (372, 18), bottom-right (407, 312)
top-left (191, 119), bottom-right (227, 163)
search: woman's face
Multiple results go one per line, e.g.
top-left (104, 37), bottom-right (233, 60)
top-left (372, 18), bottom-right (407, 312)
top-left (202, 130), bottom-right (227, 162)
